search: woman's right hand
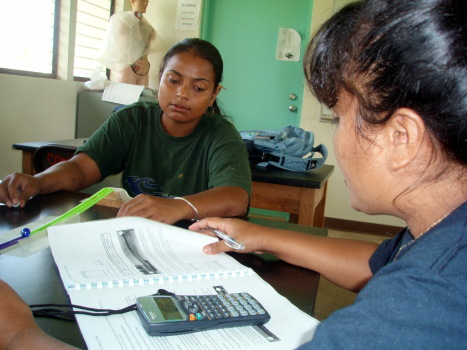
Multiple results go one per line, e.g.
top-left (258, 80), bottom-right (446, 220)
top-left (0, 154), bottom-right (102, 209)
top-left (0, 173), bottom-right (40, 208)
top-left (189, 218), bottom-right (269, 255)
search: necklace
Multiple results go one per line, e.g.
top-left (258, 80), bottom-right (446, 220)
top-left (393, 210), bottom-right (454, 261)
top-left (419, 210), bottom-right (454, 237)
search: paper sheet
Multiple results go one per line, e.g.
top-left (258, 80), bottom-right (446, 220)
top-left (276, 28), bottom-right (301, 62)
top-left (48, 217), bottom-right (319, 349)
top-left (95, 187), bottom-right (132, 208)
top-left (102, 81), bottom-right (145, 104)
top-left (176, 0), bottom-right (201, 31)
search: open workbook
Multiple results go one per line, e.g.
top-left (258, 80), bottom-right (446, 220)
top-left (48, 217), bottom-right (319, 349)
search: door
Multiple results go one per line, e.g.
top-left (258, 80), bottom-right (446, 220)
top-left (201, 0), bottom-right (313, 131)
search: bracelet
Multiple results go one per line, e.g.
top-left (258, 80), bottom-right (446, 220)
top-left (173, 197), bottom-right (199, 222)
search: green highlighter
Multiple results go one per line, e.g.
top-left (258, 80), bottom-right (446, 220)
top-left (0, 187), bottom-right (114, 251)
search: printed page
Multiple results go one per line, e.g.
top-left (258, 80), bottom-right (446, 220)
top-left (48, 217), bottom-right (247, 288)
top-left (68, 272), bottom-right (318, 349)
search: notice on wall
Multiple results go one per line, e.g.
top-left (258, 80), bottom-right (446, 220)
top-left (276, 28), bottom-right (301, 62)
top-left (176, 0), bottom-right (201, 31)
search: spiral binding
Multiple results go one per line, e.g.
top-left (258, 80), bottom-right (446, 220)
top-left (68, 269), bottom-right (254, 290)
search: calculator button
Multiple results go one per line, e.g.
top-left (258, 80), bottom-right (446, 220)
top-left (185, 293), bottom-right (268, 323)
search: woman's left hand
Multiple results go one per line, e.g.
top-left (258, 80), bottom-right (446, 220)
top-left (117, 194), bottom-right (192, 224)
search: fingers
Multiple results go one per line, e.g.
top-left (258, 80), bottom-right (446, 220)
top-left (190, 218), bottom-right (243, 254)
top-left (117, 197), bottom-right (136, 217)
top-left (0, 174), bottom-right (38, 207)
top-left (0, 183), bottom-right (11, 206)
top-left (202, 240), bottom-right (233, 255)
top-left (189, 217), bottom-right (226, 232)
top-left (0, 176), bottom-right (17, 207)
top-left (116, 195), bottom-right (179, 224)
top-left (117, 195), bottom-right (152, 218)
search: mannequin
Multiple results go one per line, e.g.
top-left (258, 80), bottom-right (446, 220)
top-left (97, 0), bottom-right (160, 86)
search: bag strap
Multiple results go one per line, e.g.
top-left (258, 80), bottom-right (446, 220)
top-left (261, 143), bottom-right (328, 171)
top-left (241, 127), bottom-right (328, 171)
top-left (260, 145), bottom-right (328, 171)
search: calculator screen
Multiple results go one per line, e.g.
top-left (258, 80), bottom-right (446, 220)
top-left (154, 297), bottom-right (184, 321)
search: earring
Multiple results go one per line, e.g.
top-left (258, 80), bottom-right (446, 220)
top-left (208, 105), bottom-right (214, 116)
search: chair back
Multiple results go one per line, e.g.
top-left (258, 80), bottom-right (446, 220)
top-left (33, 144), bottom-right (77, 173)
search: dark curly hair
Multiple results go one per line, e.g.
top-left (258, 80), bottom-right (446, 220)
top-left (304, 0), bottom-right (466, 165)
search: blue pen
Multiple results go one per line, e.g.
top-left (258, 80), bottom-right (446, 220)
top-left (0, 228), bottom-right (31, 251)
top-left (0, 187), bottom-right (114, 252)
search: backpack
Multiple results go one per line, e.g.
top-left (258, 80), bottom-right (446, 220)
top-left (240, 126), bottom-right (328, 172)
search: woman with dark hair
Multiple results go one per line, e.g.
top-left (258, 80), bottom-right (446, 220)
top-left (191, 0), bottom-right (466, 347)
top-left (1, 1), bottom-right (465, 348)
top-left (0, 38), bottom-right (251, 224)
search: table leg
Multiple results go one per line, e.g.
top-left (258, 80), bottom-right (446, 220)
top-left (22, 151), bottom-right (35, 175)
top-left (251, 180), bottom-right (329, 228)
top-left (297, 182), bottom-right (328, 227)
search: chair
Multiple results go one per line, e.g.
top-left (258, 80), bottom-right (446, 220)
top-left (33, 144), bottom-right (77, 174)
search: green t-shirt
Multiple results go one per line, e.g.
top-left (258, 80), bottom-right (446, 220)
top-left (78, 102), bottom-right (251, 198)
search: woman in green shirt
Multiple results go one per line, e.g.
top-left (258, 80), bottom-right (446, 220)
top-left (0, 39), bottom-right (252, 224)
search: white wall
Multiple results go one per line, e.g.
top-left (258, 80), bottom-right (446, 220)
top-left (299, 0), bottom-right (405, 227)
top-left (141, 1), bottom-right (200, 90)
top-left (0, 75), bottom-right (83, 178)
top-left (0, 0), bottom-right (404, 227)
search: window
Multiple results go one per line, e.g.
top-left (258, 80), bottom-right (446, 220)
top-left (0, 0), bottom-right (114, 80)
top-left (74, 0), bottom-right (114, 80)
top-left (0, 0), bottom-right (59, 78)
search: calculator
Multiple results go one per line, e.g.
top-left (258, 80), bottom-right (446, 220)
top-left (136, 287), bottom-right (271, 336)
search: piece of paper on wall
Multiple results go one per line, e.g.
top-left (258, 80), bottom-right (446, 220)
top-left (176, 0), bottom-right (201, 31)
top-left (276, 28), bottom-right (301, 62)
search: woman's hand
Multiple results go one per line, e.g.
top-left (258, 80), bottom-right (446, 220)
top-left (0, 153), bottom-right (102, 209)
top-left (117, 194), bottom-right (194, 224)
top-left (189, 217), bottom-right (268, 255)
top-left (117, 186), bottom-right (249, 225)
top-left (0, 173), bottom-right (40, 208)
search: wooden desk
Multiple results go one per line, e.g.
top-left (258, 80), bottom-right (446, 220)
top-left (13, 139), bottom-right (334, 227)
top-left (12, 138), bottom-right (87, 175)
top-left (251, 165), bottom-right (333, 227)
top-left (0, 191), bottom-right (324, 348)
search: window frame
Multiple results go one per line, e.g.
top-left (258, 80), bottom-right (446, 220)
top-left (0, 0), bottom-right (116, 81)
top-left (0, 0), bottom-right (60, 79)
top-left (73, 0), bottom-right (115, 82)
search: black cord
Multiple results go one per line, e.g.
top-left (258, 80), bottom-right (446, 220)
top-left (29, 290), bottom-right (169, 321)
top-left (30, 303), bottom-right (137, 320)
